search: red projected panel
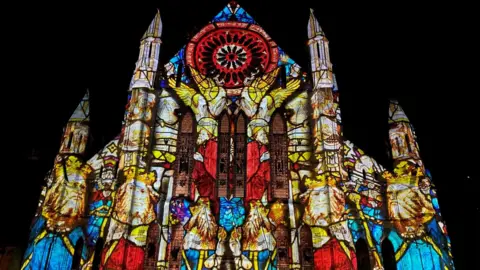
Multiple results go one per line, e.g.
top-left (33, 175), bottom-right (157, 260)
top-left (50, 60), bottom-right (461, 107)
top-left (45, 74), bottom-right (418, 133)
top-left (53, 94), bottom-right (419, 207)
top-left (186, 21), bottom-right (278, 88)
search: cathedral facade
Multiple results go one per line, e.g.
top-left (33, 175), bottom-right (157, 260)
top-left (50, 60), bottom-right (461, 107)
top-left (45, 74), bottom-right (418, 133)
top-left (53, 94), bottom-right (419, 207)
top-left (22, 2), bottom-right (455, 270)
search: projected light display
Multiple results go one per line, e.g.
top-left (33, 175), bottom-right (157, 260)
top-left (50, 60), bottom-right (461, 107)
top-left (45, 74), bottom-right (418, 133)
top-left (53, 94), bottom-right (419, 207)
top-left (22, 92), bottom-right (91, 270)
top-left (186, 21), bottom-right (279, 89)
top-left (22, 2), bottom-right (454, 270)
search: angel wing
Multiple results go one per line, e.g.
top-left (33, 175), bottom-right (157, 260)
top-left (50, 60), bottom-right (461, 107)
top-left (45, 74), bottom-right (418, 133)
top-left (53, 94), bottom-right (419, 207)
top-left (269, 78), bottom-right (301, 108)
top-left (250, 67), bottom-right (280, 91)
top-left (168, 77), bottom-right (197, 108)
top-left (246, 68), bottom-right (281, 103)
top-left (189, 68), bottom-right (216, 92)
top-left (189, 67), bottom-right (224, 103)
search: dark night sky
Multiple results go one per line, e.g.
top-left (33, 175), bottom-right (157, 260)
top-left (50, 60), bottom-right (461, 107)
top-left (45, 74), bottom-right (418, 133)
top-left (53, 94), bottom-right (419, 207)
top-left (2, 1), bottom-right (475, 268)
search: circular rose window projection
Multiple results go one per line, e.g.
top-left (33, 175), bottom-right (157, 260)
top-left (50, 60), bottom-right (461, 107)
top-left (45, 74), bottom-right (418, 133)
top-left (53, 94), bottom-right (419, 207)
top-left (186, 22), bottom-right (279, 88)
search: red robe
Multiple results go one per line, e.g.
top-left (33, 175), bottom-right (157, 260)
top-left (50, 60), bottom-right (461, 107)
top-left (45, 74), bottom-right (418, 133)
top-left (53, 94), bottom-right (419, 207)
top-left (313, 238), bottom-right (356, 270)
top-left (246, 141), bottom-right (270, 202)
top-left (191, 139), bottom-right (217, 210)
top-left (101, 238), bottom-right (145, 270)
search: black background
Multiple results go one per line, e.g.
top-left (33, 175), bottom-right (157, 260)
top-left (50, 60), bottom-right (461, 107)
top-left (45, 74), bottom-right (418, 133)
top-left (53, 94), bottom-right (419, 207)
top-left (2, 1), bottom-right (475, 268)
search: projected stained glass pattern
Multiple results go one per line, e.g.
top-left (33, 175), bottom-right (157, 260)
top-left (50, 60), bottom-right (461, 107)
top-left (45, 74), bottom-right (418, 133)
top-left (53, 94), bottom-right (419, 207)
top-left (383, 162), bottom-right (454, 269)
top-left (22, 156), bottom-right (91, 270)
top-left (305, 31), bottom-right (356, 268)
top-left (22, 2), bottom-right (456, 270)
top-left (285, 90), bottom-right (313, 268)
top-left (100, 87), bottom-right (159, 270)
top-left (343, 140), bottom-right (386, 269)
top-left (101, 15), bottom-right (165, 265)
top-left (384, 100), bottom-right (455, 269)
top-left (22, 91), bottom-right (91, 270)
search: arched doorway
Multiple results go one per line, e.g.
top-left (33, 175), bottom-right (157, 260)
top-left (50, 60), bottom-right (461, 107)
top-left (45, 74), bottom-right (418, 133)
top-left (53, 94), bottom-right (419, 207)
top-left (71, 238), bottom-right (84, 270)
top-left (382, 238), bottom-right (396, 270)
top-left (274, 224), bottom-right (290, 269)
top-left (355, 238), bottom-right (371, 270)
top-left (143, 224), bottom-right (160, 270)
top-left (92, 237), bottom-right (104, 270)
top-left (168, 224), bottom-right (184, 269)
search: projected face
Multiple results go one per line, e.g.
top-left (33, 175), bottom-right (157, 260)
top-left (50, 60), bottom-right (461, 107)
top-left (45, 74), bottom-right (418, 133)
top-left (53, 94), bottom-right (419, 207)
top-left (303, 185), bottom-right (345, 226)
top-left (42, 157), bottom-right (91, 232)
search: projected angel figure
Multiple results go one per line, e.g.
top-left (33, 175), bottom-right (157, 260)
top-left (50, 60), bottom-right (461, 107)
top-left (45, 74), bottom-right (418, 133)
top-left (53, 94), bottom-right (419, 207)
top-left (182, 197), bottom-right (218, 270)
top-left (205, 227), bottom-right (253, 270)
top-left (169, 68), bottom-right (227, 211)
top-left (205, 197), bottom-right (251, 269)
top-left (239, 68), bottom-right (301, 202)
top-left (241, 200), bottom-right (277, 270)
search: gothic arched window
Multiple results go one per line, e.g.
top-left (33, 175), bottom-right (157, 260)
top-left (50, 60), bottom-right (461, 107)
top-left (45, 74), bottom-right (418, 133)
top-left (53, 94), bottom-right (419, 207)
top-left (395, 137), bottom-right (402, 156)
top-left (218, 114), bottom-right (230, 197)
top-left (174, 111), bottom-right (195, 197)
top-left (92, 237), bottom-right (104, 270)
top-left (169, 224), bottom-right (184, 269)
top-left (274, 224), bottom-right (290, 269)
top-left (382, 238), bottom-right (397, 270)
top-left (270, 113), bottom-right (289, 199)
top-left (234, 114), bottom-right (246, 197)
top-left (143, 224), bottom-right (159, 269)
top-left (84, 169), bottom-right (96, 219)
top-left (71, 238), bottom-right (84, 270)
top-left (405, 134), bottom-right (412, 153)
top-left (67, 132), bottom-right (73, 150)
top-left (300, 225), bottom-right (313, 269)
top-left (355, 238), bottom-right (371, 270)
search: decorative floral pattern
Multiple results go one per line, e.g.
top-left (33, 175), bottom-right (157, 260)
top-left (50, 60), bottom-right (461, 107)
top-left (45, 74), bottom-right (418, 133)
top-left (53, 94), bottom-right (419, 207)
top-left (187, 22), bottom-right (279, 88)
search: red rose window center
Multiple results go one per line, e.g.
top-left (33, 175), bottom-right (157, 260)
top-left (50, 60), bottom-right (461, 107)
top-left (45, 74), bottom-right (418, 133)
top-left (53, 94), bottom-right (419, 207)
top-left (215, 45), bottom-right (247, 70)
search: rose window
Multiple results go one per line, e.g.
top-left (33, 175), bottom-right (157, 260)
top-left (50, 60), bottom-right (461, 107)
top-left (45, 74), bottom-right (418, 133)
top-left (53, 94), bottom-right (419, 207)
top-left (186, 22), bottom-right (279, 89)
top-left (215, 45), bottom-right (247, 70)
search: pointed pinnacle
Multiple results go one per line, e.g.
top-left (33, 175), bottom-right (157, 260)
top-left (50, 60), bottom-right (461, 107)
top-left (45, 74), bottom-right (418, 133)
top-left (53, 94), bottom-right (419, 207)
top-left (308, 8), bottom-right (324, 39)
top-left (142, 9), bottom-right (162, 39)
top-left (70, 89), bottom-right (90, 122)
top-left (388, 99), bottom-right (410, 124)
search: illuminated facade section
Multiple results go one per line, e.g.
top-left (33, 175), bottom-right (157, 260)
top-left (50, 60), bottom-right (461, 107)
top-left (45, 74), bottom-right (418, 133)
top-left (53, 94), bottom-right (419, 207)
top-left (307, 9), bottom-right (333, 89)
top-left (22, 2), bottom-right (455, 270)
top-left (130, 10), bottom-right (162, 90)
top-left (22, 91), bottom-right (90, 269)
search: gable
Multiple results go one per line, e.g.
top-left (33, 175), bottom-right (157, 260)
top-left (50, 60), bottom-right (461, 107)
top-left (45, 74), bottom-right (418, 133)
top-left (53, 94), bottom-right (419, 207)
top-left (165, 2), bottom-right (301, 92)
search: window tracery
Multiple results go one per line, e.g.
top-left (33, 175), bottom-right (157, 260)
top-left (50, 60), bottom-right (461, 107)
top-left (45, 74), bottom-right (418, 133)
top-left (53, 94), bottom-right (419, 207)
top-left (218, 114), bottom-right (230, 197)
top-left (270, 113), bottom-right (289, 199)
top-left (234, 114), bottom-right (246, 197)
top-left (174, 112), bottom-right (194, 197)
